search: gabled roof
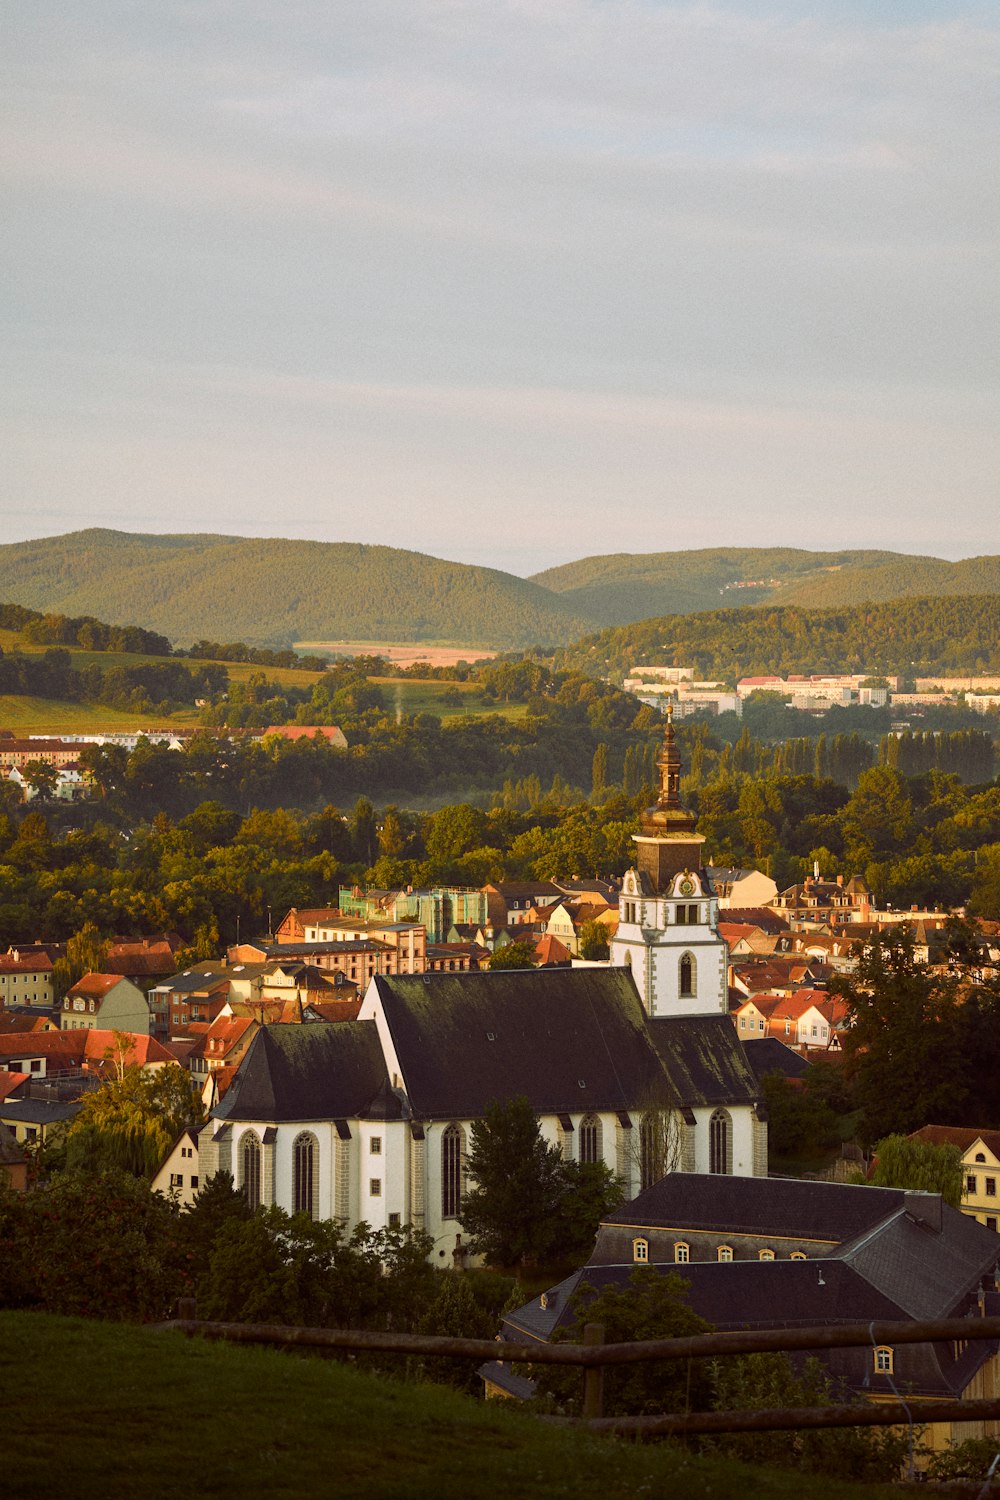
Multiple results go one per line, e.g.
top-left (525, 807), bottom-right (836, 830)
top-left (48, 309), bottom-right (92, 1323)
top-left (369, 968), bottom-right (760, 1120)
top-left (911, 1124), bottom-right (1000, 1159)
top-left (67, 972), bottom-right (126, 1000)
top-left (214, 1022), bottom-right (391, 1123)
top-left (741, 1037), bottom-right (811, 1082)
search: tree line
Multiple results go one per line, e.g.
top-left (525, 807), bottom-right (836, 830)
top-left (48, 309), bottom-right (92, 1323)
top-left (556, 593), bottom-right (1000, 681)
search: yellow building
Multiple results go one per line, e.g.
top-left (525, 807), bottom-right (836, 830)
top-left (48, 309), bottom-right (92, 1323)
top-left (910, 1125), bottom-right (1000, 1232)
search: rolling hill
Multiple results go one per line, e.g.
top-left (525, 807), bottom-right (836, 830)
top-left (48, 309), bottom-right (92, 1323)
top-left (531, 548), bottom-right (1000, 625)
top-left (0, 530), bottom-right (596, 651)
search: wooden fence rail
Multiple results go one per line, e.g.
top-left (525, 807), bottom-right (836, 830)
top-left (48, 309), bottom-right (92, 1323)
top-left (161, 1302), bottom-right (1000, 1434)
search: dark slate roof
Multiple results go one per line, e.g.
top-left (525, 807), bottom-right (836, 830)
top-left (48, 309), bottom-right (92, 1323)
top-left (603, 1173), bottom-right (908, 1244)
top-left (741, 1037), bottom-right (811, 1082)
top-left (214, 1022), bottom-right (391, 1124)
top-left (371, 968), bottom-right (748, 1120)
top-left (646, 1017), bottom-right (760, 1109)
top-left (832, 1203), bottom-right (1000, 1319)
top-left (504, 1262), bottom-right (993, 1400)
top-left (0, 1099), bottom-right (81, 1125)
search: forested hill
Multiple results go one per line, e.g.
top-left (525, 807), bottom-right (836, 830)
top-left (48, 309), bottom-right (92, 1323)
top-left (0, 530), bottom-right (596, 651)
top-left (531, 548), bottom-right (1000, 626)
top-left (556, 594), bottom-right (1000, 682)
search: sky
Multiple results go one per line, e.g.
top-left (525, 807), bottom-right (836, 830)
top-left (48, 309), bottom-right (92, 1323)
top-left (3, 1), bottom-right (998, 576)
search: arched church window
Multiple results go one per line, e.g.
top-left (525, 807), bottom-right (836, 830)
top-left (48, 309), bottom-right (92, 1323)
top-left (579, 1113), bottom-right (602, 1165)
top-left (240, 1131), bottom-right (261, 1211)
top-left (293, 1131), bottom-right (318, 1219)
top-left (441, 1122), bottom-right (466, 1219)
top-left (679, 952), bottom-right (696, 998)
top-left (709, 1108), bottom-right (732, 1175)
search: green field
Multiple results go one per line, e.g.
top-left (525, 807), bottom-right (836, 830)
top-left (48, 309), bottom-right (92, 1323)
top-left (3, 1311), bottom-right (898, 1500)
top-left (374, 678), bottom-right (529, 723)
top-left (0, 696), bottom-right (202, 734)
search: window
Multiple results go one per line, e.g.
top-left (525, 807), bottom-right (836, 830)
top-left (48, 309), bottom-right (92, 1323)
top-left (988, 1179), bottom-right (997, 1197)
top-left (369, 1178), bottom-right (382, 1198)
top-left (241, 1133), bottom-right (261, 1211)
top-left (739, 1018), bottom-right (746, 1030)
top-left (674, 1242), bottom-right (689, 1264)
top-left (370, 1136), bottom-right (382, 1155)
top-left (967, 1174), bottom-right (978, 1195)
top-left (389, 1212), bottom-right (401, 1228)
top-left (639, 1114), bottom-right (660, 1192)
top-left (759, 1249), bottom-right (775, 1261)
top-left (873, 1347), bottom-right (894, 1374)
top-left (976, 1152), bottom-right (987, 1163)
top-left (293, 1132), bottom-right (318, 1219)
top-left (578, 1113), bottom-right (602, 1165)
top-left (191, 1176), bottom-right (198, 1189)
top-left (170, 1173), bottom-right (183, 1188)
top-left (717, 1245), bottom-right (733, 1262)
top-left (679, 953), bottom-right (696, 998)
top-left (988, 1217), bottom-right (998, 1232)
top-left (709, 1109), bottom-right (732, 1175)
top-left (790, 1252), bottom-right (807, 1261)
top-left (633, 1238), bottom-right (649, 1264)
top-left (441, 1123), bottom-right (465, 1219)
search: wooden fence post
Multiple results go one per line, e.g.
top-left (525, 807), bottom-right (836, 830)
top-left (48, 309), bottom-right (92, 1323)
top-left (582, 1322), bottom-right (605, 1421)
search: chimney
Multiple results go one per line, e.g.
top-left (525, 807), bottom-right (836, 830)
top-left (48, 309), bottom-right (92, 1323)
top-left (813, 860), bottom-right (821, 880)
top-left (904, 1191), bottom-right (942, 1234)
top-left (836, 874), bottom-right (844, 887)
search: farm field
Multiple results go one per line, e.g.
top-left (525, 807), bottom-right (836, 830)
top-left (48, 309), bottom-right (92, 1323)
top-left (297, 640), bottom-right (498, 668)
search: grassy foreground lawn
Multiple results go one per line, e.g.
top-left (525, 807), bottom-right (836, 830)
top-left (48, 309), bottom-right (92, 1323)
top-left (4, 1312), bottom-right (899, 1500)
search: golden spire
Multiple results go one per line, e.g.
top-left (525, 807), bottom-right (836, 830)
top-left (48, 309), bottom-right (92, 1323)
top-left (641, 701), bottom-right (697, 836)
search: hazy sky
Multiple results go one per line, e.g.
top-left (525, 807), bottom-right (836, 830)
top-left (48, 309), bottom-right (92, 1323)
top-left (4, 1), bottom-right (998, 575)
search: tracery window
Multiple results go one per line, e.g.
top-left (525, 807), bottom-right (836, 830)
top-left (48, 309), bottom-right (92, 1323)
top-left (709, 1108), bottom-right (732, 1175)
top-left (293, 1131), bottom-right (318, 1219)
top-left (679, 953), bottom-right (696, 998)
top-left (578, 1113), bottom-right (602, 1165)
top-left (441, 1122), bottom-right (466, 1219)
top-left (240, 1132), bottom-right (261, 1211)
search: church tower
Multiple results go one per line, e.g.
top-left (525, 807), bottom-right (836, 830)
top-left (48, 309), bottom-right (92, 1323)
top-left (611, 707), bottom-right (728, 1019)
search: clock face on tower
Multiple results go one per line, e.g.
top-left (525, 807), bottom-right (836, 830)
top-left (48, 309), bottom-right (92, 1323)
top-left (679, 876), bottom-right (695, 897)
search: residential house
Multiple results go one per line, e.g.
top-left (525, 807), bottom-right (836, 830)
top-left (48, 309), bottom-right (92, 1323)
top-left (60, 974), bottom-right (150, 1034)
top-left (733, 990), bottom-right (849, 1051)
top-left (261, 725), bottom-right (348, 749)
top-left (275, 910), bottom-right (427, 973)
top-left (151, 1128), bottom-right (201, 1207)
top-left (909, 1126), bottom-right (1000, 1234)
top-left (0, 1097), bottom-right (81, 1150)
top-left (772, 874), bottom-right (872, 930)
top-left (0, 951), bottom-right (54, 1009)
top-left (708, 867), bottom-right (779, 910)
top-left (483, 882), bottom-right (564, 931)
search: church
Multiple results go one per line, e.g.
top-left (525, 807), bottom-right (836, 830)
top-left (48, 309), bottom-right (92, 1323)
top-left (198, 712), bottom-right (766, 1260)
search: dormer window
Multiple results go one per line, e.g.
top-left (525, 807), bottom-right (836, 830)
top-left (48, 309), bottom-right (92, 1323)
top-left (873, 1346), bottom-right (894, 1374)
top-left (633, 1237), bottom-right (649, 1263)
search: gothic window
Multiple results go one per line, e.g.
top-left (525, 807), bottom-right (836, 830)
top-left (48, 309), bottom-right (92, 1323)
top-left (293, 1132), bottom-right (318, 1219)
top-left (679, 952), bottom-right (696, 998)
top-left (441, 1122), bottom-right (466, 1219)
top-left (639, 1114), bottom-right (656, 1191)
top-left (579, 1113), bottom-right (602, 1165)
top-left (709, 1108), bottom-right (732, 1175)
top-left (240, 1132), bottom-right (261, 1211)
